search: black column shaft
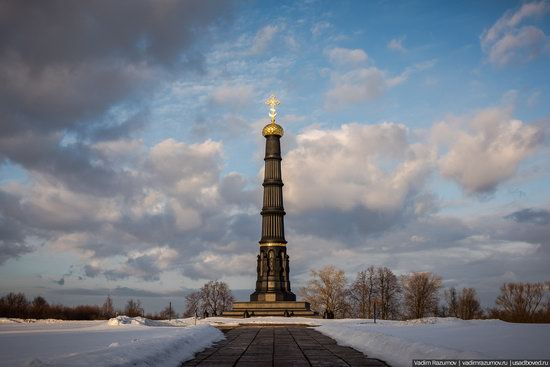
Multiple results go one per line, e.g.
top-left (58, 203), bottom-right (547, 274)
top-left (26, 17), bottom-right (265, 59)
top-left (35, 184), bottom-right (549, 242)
top-left (260, 135), bottom-right (286, 244)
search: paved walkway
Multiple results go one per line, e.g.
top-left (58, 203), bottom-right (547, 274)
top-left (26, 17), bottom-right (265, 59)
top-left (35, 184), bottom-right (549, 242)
top-left (181, 325), bottom-right (388, 367)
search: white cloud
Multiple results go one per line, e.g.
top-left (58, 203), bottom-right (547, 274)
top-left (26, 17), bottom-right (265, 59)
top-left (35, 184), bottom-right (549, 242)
top-left (388, 36), bottom-right (407, 53)
top-left (0, 136), bottom-right (255, 281)
top-left (481, 2), bottom-right (550, 66)
top-left (249, 25), bottom-right (279, 55)
top-left (324, 49), bottom-right (435, 109)
top-left (436, 106), bottom-right (543, 194)
top-left (148, 138), bottom-right (222, 189)
top-left (311, 21), bottom-right (331, 37)
top-left (186, 251), bottom-right (255, 279)
top-left (286, 35), bottom-right (299, 51)
top-left (211, 84), bottom-right (255, 106)
top-left (284, 122), bottom-right (435, 213)
top-left (327, 47), bottom-right (368, 65)
top-left (410, 235), bottom-right (426, 243)
top-left (324, 67), bottom-right (405, 109)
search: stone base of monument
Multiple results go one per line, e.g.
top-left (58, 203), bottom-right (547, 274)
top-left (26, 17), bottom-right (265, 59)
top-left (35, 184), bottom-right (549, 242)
top-left (221, 301), bottom-right (318, 318)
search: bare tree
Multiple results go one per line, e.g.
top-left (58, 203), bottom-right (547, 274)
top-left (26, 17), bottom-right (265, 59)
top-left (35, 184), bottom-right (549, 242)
top-left (444, 287), bottom-right (458, 317)
top-left (124, 299), bottom-right (144, 317)
top-left (159, 303), bottom-right (178, 319)
top-left (494, 282), bottom-right (545, 322)
top-left (183, 291), bottom-right (201, 317)
top-left (30, 296), bottom-right (49, 319)
top-left (402, 272), bottom-right (442, 319)
top-left (101, 295), bottom-right (115, 319)
top-left (377, 267), bottom-right (401, 320)
top-left (200, 280), bottom-right (234, 316)
top-left (3, 292), bottom-right (28, 318)
top-left (457, 288), bottom-right (482, 320)
top-left (300, 265), bottom-right (349, 318)
top-left (349, 267), bottom-right (377, 318)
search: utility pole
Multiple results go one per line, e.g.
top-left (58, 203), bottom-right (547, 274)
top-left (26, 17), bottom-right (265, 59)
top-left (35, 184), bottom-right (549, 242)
top-left (169, 302), bottom-right (172, 321)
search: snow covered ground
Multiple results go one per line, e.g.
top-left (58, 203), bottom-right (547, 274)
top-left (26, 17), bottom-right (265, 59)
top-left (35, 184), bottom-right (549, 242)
top-left (316, 317), bottom-right (550, 367)
top-left (2, 316), bottom-right (549, 367)
top-left (201, 316), bottom-right (550, 367)
top-left (0, 317), bottom-right (223, 367)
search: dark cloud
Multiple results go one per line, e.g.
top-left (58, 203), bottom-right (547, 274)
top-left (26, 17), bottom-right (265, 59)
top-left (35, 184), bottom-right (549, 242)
top-left (89, 112), bottom-right (149, 142)
top-left (0, 0), bottom-right (226, 69)
top-left (83, 265), bottom-right (101, 278)
top-left (219, 173), bottom-right (260, 206)
top-left (104, 269), bottom-right (130, 281)
top-left (0, 1), bottom-right (236, 265)
top-left (0, 192), bottom-right (35, 264)
top-left (0, 0), bottom-right (233, 186)
top-left (126, 254), bottom-right (162, 282)
top-left (505, 208), bottom-right (550, 226)
top-left (51, 286), bottom-right (185, 298)
top-left (0, 132), bottom-right (135, 197)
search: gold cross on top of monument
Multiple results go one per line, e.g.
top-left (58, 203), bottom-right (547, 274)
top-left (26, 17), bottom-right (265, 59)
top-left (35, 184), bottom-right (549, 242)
top-left (265, 94), bottom-right (280, 123)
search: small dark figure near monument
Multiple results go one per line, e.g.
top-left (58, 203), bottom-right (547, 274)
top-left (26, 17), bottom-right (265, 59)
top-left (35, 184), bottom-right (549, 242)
top-left (203, 310), bottom-right (209, 319)
top-left (284, 309), bottom-right (290, 317)
top-left (244, 310), bottom-right (250, 318)
top-left (324, 310), bottom-right (334, 319)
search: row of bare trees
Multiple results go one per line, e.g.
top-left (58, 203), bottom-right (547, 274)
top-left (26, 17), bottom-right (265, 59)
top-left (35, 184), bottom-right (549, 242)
top-left (0, 280), bottom-right (235, 321)
top-left (443, 287), bottom-right (483, 320)
top-left (489, 282), bottom-right (550, 323)
top-left (0, 293), bottom-right (176, 320)
top-left (300, 266), bottom-right (438, 319)
top-left (0, 293), bottom-right (117, 320)
top-left (299, 265), bottom-right (550, 322)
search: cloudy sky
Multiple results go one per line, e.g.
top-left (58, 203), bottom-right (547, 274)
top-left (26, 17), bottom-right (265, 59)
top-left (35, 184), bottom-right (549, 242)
top-left (1, 0), bottom-right (549, 312)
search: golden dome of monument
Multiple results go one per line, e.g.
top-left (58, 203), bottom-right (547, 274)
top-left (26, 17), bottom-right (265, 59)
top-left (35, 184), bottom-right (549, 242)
top-left (262, 122), bottom-right (284, 137)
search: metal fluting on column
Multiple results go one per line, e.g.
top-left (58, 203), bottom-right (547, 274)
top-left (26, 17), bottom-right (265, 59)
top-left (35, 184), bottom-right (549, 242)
top-left (260, 134), bottom-right (286, 245)
top-left (250, 95), bottom-right (296, 302)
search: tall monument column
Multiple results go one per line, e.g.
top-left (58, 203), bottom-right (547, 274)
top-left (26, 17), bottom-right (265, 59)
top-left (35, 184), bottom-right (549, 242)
top-left (250, 95), bottom-right (296, 302)
top-left (222, 95), bottom-right (316, 317)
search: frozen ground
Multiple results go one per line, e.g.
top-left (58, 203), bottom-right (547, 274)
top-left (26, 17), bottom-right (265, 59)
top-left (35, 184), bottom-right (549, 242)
top-left (316, 317), bottom-right (550, 367)
top-left (1, 316), bottom-right (549, 367)
top-left (0, 317), bottom-right (223, 367)
top-left (201, 316), bottom-right (550, 367)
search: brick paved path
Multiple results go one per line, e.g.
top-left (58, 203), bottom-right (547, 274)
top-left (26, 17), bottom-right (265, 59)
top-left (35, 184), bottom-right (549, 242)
top-left (181, 326), bottom-right (388, 367)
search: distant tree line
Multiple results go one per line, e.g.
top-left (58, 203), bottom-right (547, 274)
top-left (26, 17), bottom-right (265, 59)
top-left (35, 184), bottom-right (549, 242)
top-left (0, 293), bottom-right (179, 321)
top-left (3, 273), bottom-right (548, 323)
top-left (0, 280), bottom-right (235, 321)
top-left (299, 265), bottom-right (550, 323)
top-left (0, 293), bottom-right (115, 320)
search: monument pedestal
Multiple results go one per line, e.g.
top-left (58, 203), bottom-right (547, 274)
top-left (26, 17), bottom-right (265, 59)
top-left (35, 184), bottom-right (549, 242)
top-left (222, 300), bottom-right (318, 318)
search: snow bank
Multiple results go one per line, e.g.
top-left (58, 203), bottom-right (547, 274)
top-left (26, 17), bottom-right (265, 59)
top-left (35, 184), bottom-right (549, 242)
top-left (316, 318), bottom-right (550, 367)
top-left (203, 316), bottom-right (321, 327)
top-left (108, 315), bottom-right (165, 326)
top-left (37, 324), bottom-right (223, 367)
top-left (108, 316), bottom-right (201, 327)
top-left (317, 322), bottom-right (483, 367)
top-left (0, 318), bottom-right (223, 367)
top-left (0, 318), bottom-right (65, 324)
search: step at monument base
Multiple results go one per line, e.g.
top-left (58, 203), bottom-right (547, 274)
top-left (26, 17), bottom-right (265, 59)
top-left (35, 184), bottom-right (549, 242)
top-left (221, 301), bottom-right (318, 318)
